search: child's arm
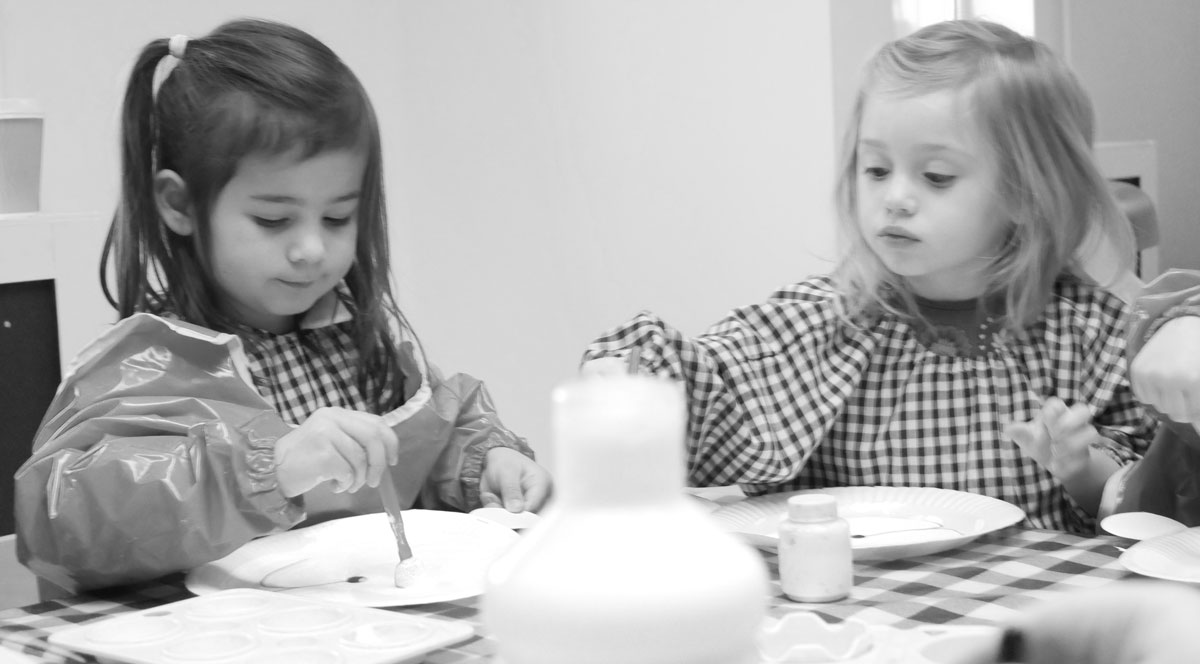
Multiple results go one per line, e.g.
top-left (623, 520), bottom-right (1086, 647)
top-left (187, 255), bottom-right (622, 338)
top-left (14, 315), bottom-right (305, 592)
top-left (409, 365), bottom-right (547, 512)
top-left (579, 280), bottom-right (846, 490)
top-left (1105, 271), bottom-right (1200, 522)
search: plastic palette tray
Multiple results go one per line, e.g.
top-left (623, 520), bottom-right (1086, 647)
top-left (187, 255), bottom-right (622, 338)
top-left (757, 613), bottom-right (1002, 664)
top-left (48, 588), bottom-right (473, 664)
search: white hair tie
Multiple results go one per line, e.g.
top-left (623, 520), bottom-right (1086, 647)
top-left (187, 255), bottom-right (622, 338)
top-left (168, 34), bottom-right (189, 59)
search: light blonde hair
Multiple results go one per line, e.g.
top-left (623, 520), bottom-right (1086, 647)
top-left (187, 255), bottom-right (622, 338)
top-left (833, 19), bottom-right (1132, 331)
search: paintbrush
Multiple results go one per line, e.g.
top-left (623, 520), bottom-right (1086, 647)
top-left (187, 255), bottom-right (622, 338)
top-left (378, 471), bottom-right (414, 569)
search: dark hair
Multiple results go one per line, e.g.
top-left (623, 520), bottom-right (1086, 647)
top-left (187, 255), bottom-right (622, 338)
top-left (101, 17), bottom-right (405, 410)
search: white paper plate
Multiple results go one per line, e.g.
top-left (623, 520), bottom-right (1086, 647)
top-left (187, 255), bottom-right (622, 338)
top-left (186, 510), bottom-right (519, 606)
top-left (709, 487), bottom-right (1025, 561)
top-left (1119, 527), bottom-right (1200, 583)
top-left (468, 507), bottom-right (541, 530)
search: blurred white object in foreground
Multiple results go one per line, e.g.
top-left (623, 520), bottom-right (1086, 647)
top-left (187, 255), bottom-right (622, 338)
top-left (483, 375), bottom-right (768, 664)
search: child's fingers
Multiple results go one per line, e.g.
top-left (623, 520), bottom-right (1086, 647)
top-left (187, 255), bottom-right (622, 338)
top-left (1043, 402), bottom-right (1093, 439)
top-left (319, 410), bottom-right (398, 488)
top-left (495, 476), bottom-right (526, 513)
top-left (518, 468), bottom-right (549, 509)
top-left (522, 479), bottom-right (552, 513)
top-left (335, 410), bottom-right (399, 453)
top-left (1159, 391), bottom-right (1193, 424)
top-left (1129, 359), bottom-right (1164, 407)
top-left (1147, 383), bottom-right (1200, 423)
top-left (1005, 420), bottom-right (1049, 465)
top-left (580, 357), bottom-right (628, 378)
top-left (1004, 421), bottom-right (1036, 448)
top-left (329, 433), bottom-right (369, 493)
top-left (1187, 390), bottom-right (1200, 424)
top-left (1040, 396), bottom-right (1068, 423)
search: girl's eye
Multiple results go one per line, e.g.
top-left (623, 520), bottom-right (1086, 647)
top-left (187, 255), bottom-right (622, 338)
top-left (924, 172), bottom-right (956, 187)
top-left (323, 216), bottom-right (354, 227)
top-left (252, 216), bottom-right (289, 228)
top-left (863, 166), bottom-right (889, 180)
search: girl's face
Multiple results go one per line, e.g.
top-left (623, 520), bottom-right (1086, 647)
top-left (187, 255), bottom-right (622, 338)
top-left (855, 89), bottom-right (1010, 300)
top-left (206, 147), bottom-right (365, 332)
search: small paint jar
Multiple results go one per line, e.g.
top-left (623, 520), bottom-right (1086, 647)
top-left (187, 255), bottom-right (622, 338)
top-left (778, 493), bottom-right (852, 603)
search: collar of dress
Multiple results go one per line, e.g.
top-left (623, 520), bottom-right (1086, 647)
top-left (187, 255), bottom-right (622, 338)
top-left (297, 288), bottom-right (354, 330)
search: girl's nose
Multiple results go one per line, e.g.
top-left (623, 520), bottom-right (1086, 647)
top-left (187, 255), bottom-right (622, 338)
top-left (884, 182), bottom-right (916, 217)
top-left (286, 227), bottom-right (325, 264)
top-left (885, 198), bottom-right (915, 217)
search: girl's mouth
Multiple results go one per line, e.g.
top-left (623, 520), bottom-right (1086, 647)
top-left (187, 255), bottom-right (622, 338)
top-left (878, 225), bottom-right (918, 242)
top-left (279, 279), bottom-right (316, 289)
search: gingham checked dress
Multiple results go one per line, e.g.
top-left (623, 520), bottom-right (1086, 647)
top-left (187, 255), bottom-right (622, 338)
top-left (243, 319), bottom-right (400, 426)
top-left (584, 275), bottom-right (1157, 533)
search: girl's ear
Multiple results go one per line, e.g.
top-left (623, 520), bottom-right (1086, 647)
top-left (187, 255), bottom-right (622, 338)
top-left (154, 170), bottom-right (196, 236)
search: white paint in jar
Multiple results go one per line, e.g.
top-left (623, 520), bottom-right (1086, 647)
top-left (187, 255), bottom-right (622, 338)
top-left (778, 493), bottom-right (852, 603)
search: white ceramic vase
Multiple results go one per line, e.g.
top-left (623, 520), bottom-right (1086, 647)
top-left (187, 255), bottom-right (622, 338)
top-left (483, 375), bottom-right (768, 664)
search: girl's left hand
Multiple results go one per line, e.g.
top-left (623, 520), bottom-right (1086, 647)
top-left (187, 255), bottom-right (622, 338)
top-left (1004, 397), bottom-right (1100, 480)
top-left (480, 447), bottom-right (553, 513)
top-left (1130, 315), bottom-right (1200, 425)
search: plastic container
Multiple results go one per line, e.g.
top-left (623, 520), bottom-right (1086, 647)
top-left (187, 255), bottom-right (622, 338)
top-left (483, 375), bottom-right (769, 664)
top-left (756, 614), bottom-right (1004, 664)
top-left (0, 99), bottom-right (43, 213)
top-left (778, 493), bottom-right (853, 602)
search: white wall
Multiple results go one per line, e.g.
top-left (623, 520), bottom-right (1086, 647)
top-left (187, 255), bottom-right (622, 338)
top-left (389, 2), bottom-right (836, 464)
top-left (829, 0), bottom-right (895, 143)
top-left (0, 1), bottom-right (838, 464)
top-left (1062, 0), bottom-right (1200, 272)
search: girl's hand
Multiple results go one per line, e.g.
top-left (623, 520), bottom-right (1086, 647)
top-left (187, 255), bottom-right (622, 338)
top-left (479, 447), bottom-right (553, 513)
top-left (1005, 397), bottom-right (1100, 480)
top-left (274, 407), bottom-right (399, 498)
top-left (1130, 316), bottom-right (1200, 424)
top-left (1004, 397), bottom-right (1117, 515)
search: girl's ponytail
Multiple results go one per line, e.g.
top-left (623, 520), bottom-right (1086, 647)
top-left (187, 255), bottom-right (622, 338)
top-left (101, 40), bottom-right (170, 318)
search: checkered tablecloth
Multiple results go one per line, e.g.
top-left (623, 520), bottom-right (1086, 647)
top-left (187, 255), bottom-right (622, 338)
top-left (0, 528), bottom-right (1136, 663)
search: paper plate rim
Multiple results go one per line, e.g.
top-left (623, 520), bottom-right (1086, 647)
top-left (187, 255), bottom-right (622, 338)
top-left (709, 486), bottom-right (1025, 561)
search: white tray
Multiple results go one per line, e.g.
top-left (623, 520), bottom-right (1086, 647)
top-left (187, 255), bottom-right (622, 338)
top-left (49, 588), bottom-right (473, 664)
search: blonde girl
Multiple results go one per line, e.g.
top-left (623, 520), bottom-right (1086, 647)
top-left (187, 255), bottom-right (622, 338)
top-left (583, 19), bottom-right (1155, 533)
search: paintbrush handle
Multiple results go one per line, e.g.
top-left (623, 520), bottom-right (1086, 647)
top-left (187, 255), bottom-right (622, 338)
top-left (378, 472), bottom-right (413, 562)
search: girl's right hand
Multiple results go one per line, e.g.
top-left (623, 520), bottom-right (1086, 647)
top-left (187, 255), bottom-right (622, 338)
top-left (274, 407), bottom-right (400, 498)
top-left (1130, 315), bottom-right (1200, 425)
